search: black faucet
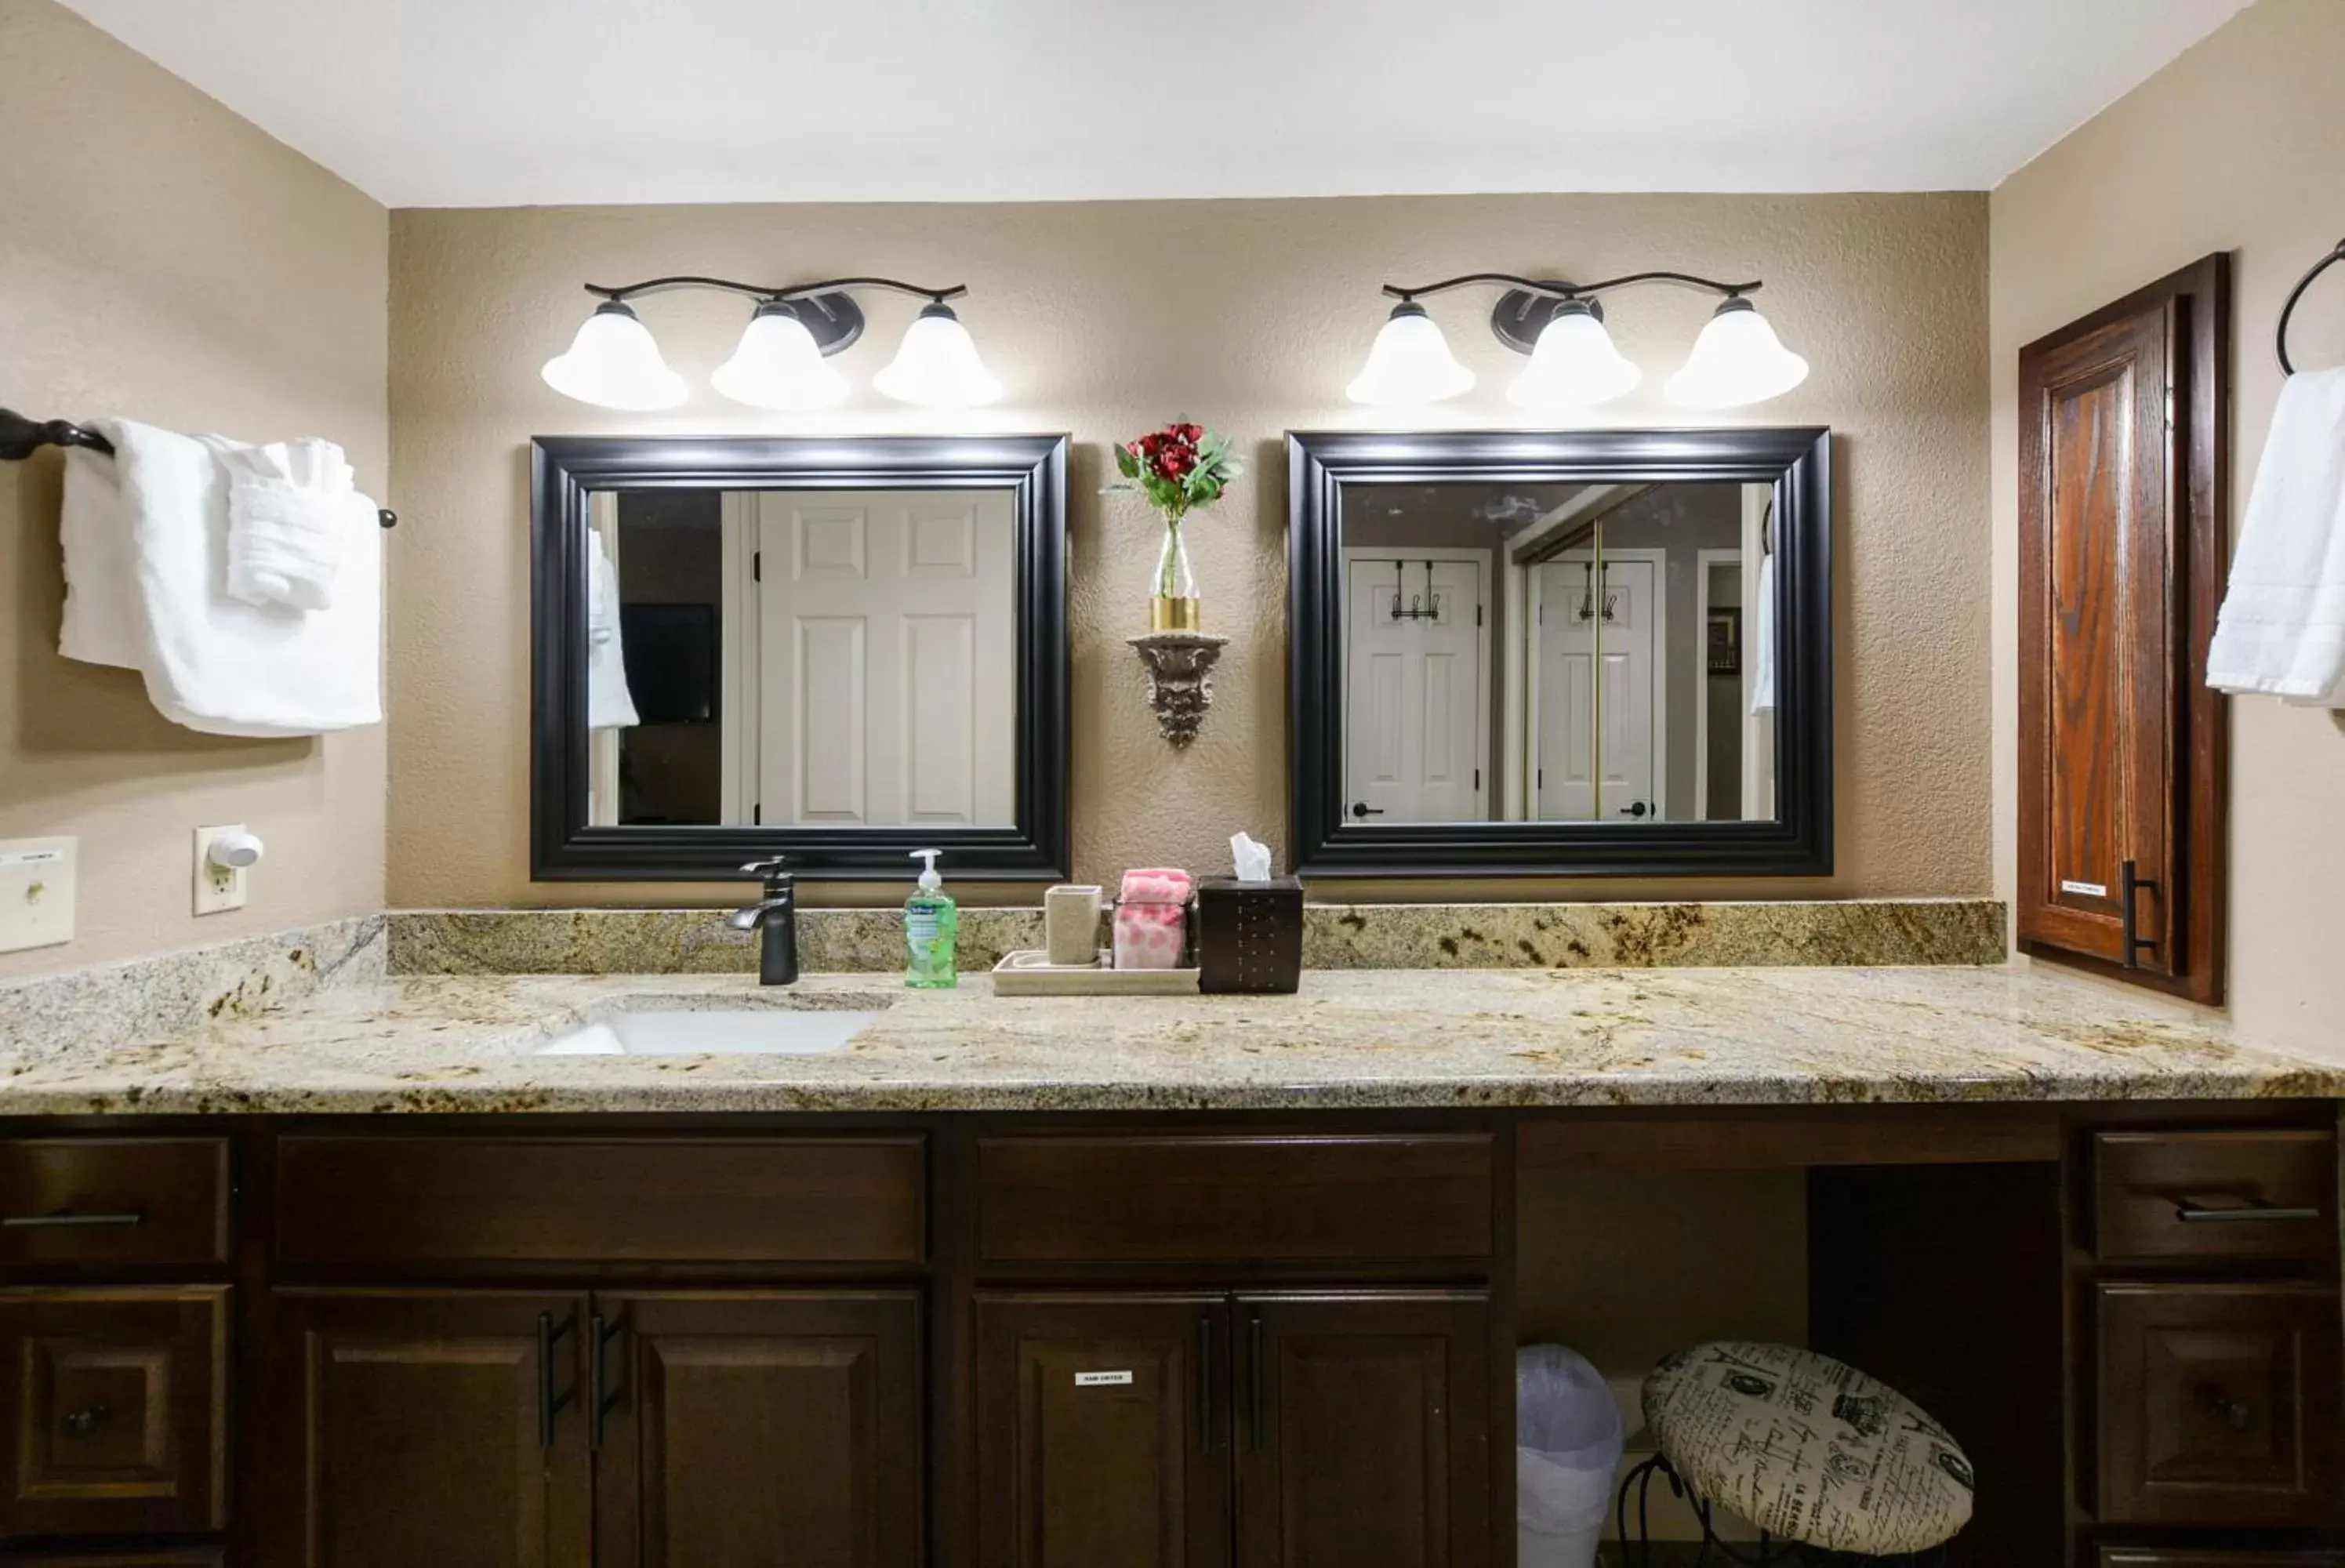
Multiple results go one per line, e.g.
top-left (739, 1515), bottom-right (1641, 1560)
top-left (726, 857), bottom-right (798, 985)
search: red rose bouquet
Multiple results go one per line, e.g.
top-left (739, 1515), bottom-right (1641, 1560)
top-left (1111, 421), bottom-right (1240, 622)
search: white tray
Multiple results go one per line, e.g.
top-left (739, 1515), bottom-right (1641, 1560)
top-left (990, 949), bottom-right (1200, 996)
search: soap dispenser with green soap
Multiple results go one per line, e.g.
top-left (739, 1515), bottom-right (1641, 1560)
top-left (905, 848), bottom-right (958, 988)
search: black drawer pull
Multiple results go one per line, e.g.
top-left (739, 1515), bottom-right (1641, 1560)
top-left (2173, 1195), bottom-right (2323, 1224)
top-left (2, 1210), bottom-right (145, 1229)
top-left (536, 1311), bottom-right (576, 1449)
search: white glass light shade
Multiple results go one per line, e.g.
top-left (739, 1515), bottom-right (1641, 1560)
top-left (873, 303), bottom-right (1002, 408)
top-left (1345, 303), bottom-right (1475, 405)
top-left (1664, 299), bottom-right (1810, 408)
top-left (712, 304), bottom-right (849, 410)
top-left (1507, 302), bottom-right (1641, 408)
top-left (540, 302), bottom-right (688, 411)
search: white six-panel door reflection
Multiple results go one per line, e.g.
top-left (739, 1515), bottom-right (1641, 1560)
top-left (1342, 552), bottom-right (1490, 824)
top-left (743, 490), bottom-right (1015, 827)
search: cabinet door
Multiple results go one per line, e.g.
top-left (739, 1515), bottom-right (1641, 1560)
top-left (0, 1287), bottom-right (226, 1537)
top-left (2016, 254), bottom-right (2228, 1000)
top-left (264, 1290), bottom-right (591, 1568)
top-left (2096, 1282), bottom-right (2343, 1526)
top-left (594, 1292), bottom-right (921, 1568)
top-left (975, 1294), bottom-right (1229, 1568)
top-left (1232, 1292), bottom-right (1490, 1568)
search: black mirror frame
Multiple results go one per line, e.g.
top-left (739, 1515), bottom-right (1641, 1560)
top-left (530, 433), bottom-right (1071, 881)
top-left (1287, 426), bottom-right (1832, 878)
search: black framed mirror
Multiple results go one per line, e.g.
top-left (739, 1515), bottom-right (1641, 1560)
top-left (1287, 426), bottom-right (1831, 877)
top-left (531, 433), bottom-right (1069, 880)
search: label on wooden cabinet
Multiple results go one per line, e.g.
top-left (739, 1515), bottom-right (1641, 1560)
top-left (2059, 879), bottom-right (2107, 897)
top-left (1073, 1370), bottom-right (1134, 1387)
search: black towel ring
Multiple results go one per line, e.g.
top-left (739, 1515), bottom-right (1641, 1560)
top-left (2275, 238), bottom-right (2345, 375)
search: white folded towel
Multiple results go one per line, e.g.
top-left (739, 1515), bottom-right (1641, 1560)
top-left (586, 530), bottom-right (639, 730)
top-left (213, 437), bottom-right (354, 611)
top-left (56, 418), bottom-right (382, 736)
top-left (1748, 548), bottom-right (1777, 715)
top-left (2208, 367), bottom-right (2345, 706)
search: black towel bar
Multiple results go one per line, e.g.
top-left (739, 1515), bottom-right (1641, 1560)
top-left (2275, 238), bottom-right (2345, 375)
top-left (0, 406), bottom-right (396, 528)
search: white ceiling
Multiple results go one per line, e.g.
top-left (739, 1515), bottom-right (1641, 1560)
top-left (60, 0), bottom-right (2249, 208)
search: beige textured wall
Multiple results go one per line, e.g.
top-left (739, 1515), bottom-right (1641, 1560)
top-left (1990, 0), bottom-right (2345, 1056)
top-left (389, 192), bottom-right (1990, 908)
top-left (0, 0), bottom-right (389, 978)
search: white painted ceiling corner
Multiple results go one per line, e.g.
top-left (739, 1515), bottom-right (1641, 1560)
top-left (58, 0), bottom-right (2250, 208)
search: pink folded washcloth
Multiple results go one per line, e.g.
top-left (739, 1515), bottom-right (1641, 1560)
top-left (1113, 867), bottom-right (1193, 969)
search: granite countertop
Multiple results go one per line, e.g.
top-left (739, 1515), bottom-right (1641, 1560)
top-left (6, 964), bottom-right (2339, 1116)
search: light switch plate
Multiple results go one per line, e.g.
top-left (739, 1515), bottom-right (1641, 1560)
top-left (0, 837), bottom-right (76, 953)
top-left (194, 824), bottom-right (249, 916)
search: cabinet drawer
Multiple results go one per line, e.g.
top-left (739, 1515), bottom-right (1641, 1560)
top-left (0, 1287), bottom-right (227, 1537)
top-left (0, 1140), bottom-right (227, 1272)
top-left (277, 1136), bottom-right (924, 1269)
top-left (2094, 1131), bottom-right (2336, 1262)
top-left (977, 1134), bottom-right (1494, 1264)
top-left (2095, 1282), bottom-right (2343, 1527)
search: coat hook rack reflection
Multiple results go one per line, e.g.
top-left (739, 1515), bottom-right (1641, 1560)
top-left (1576, 560), bottom-right (1618, 622)
top-left (0, 408), bottom-right (397, 528)
top-left (1387, 559), bottom-right (1443, 621)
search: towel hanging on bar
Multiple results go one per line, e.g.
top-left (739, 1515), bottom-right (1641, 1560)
top-left (0, 407), bottom-right (397, 528)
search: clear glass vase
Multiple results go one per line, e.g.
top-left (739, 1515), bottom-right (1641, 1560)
top-left (1152, 515), bottom-right (1200, 631)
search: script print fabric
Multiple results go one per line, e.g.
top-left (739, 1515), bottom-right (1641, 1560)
top-left (1642, 1341), bottom-right (1973, 1554)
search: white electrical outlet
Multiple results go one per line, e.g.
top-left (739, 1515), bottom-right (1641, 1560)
top-left (194, 824), bottom-right (252, 915)
top-left (0, 837), bottom-right (75, 953)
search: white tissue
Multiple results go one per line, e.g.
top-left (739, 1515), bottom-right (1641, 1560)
top-left (1231, 831), bottom-right (1274, 883)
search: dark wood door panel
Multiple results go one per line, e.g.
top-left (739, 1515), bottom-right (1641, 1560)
top-left (1234, 1292), bottom-right (1491, 1568)
top-left (2020, 301), bottom-right (2176, 969)
top-left (275, 1136), bottom-right (924, 1270)
top-left (2016, 255), bottom-right (2229, 1001)
top-left (2093, 1129), bottom-right (2336, 1262)
top-left (595, 1291), bottom-right (923, 1568)
top-left (0, 1287), bottom-right (227, 1538)
top-left (977, 1134), bottom-right (1493, 1265)
top-left (264, 1290), bottom-right (591, 1568)
top-left (0, 1140), bottom-right (227, 1272)
top-left (975, 1293), bottom-right (1229, 1568)
top-left (2095, 1282), bottom-right (2343, 1527)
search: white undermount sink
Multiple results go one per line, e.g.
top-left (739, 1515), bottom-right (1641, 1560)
top-left (537, 1008), bottom-right (882, 1057)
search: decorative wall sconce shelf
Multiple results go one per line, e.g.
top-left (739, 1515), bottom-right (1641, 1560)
top-left (1128, 631), bottom-right (1229, 747)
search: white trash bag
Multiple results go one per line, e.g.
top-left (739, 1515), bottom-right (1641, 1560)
top-left (1517, 1344), bottom-right (1627, 1568)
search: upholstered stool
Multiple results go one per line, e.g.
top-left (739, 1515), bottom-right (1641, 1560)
top-left (1617, 1341), bottom-right (1973, 1566)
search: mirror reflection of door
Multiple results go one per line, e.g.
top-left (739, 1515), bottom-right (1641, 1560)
top-left (1531, 554), bottom-right (1661, 822)
top-left (1343, 551), bottom-right (1488, 822)
top-left (1335, 479), bottom-right (1776, 826)
top-left (584, 486), bottom-right (1017, 829)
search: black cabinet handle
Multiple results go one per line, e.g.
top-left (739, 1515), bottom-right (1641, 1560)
top-left (60, 1403), bottom-right (109, 1439)
top-left (536, 1311), bottom-right (576, 1449)
top-left (1350, 802), bottom-right (1385, 818)
top-left (590, 1312), bottom-right (625, 1450)
top-left (1196, 1314), bottom-right (1218, 1451)
top-left (2120, 858), bottom-right (2161, 969)
top-left (2174, 1195), bottom-right (2324, 1224)
top-left (2, 1210), bottom-right (143, 1229)
top-left (1247, 1311), bottom-right (1265, 1452)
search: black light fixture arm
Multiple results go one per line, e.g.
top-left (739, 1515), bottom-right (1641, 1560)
top-left (583, 275), bottom-right (969, 307)
top-left (1383, 269), bottom-right (1765, 304)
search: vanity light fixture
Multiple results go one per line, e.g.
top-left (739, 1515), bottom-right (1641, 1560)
top-left (541, 274), bottom-right (998, 412)
top-left (1346, 270), bottom-right (1808, 411)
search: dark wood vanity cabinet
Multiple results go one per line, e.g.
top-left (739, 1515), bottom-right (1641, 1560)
top-left (975, 1290), bottom-right (1491, 1568)
top-left (2017, 255), bottom-right (2229, 1001)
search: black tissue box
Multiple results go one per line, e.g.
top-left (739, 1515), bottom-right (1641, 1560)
top-left (1195, 876), bottom-right (1304, 993)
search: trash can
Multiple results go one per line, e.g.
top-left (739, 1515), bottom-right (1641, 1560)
top-left (1517, 1344), bottom-right (1627, 1568)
